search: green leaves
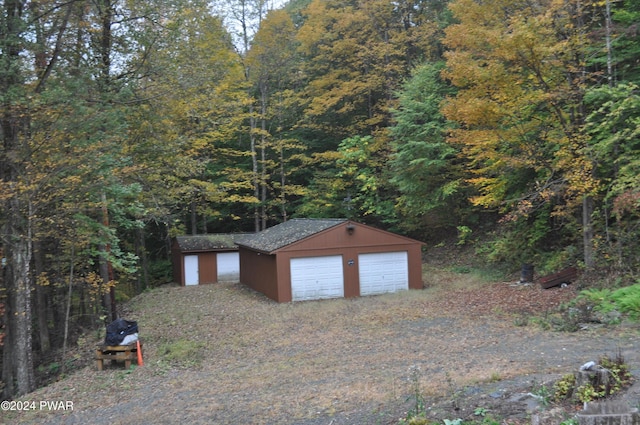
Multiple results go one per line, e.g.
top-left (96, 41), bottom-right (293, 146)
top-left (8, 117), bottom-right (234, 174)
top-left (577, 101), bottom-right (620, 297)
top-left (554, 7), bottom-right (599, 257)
top-left (389, 61), bottom-right (466, 232)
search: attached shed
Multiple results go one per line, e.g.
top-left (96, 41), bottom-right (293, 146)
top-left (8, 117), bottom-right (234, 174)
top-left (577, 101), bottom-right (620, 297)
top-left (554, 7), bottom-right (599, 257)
top-left (172, 234), bottom-right (249, 286)
top-left (237, 219), bottom-right (424, 302)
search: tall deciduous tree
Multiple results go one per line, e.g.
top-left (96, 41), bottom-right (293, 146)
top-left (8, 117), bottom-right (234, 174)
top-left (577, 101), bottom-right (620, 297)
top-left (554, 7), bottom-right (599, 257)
top-left (442, 0), bottom-right (599, 266)
top-left (293, 0), bottom-right (448, 223)
top-left (0, 0), bottom-right (35, 396)
top-left (585, 83), bottom-right (640, 269)
top-left (1, 0), bottom-right (180, 398)
top-left (246, 9), bottom-right (307, 226)
top-left (296, 0), bottom-right (441, 147)
top-left (136, 3), bottom-right (251, 235)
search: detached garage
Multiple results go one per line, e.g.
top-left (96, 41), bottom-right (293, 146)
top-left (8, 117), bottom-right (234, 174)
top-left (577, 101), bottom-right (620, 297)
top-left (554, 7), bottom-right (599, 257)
top-left (237, 219), bottom-right (424, 302)
top-left (172, 234), bottom-right (249, 286)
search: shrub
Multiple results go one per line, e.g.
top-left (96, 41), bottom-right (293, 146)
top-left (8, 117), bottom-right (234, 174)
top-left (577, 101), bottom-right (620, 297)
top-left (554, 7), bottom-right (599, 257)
top-left (609, 284), bottom-right (640, 319)
top-left (551, 353), bottom-right (633, 404)
top-left (553, 374), bottom-right (576, 402)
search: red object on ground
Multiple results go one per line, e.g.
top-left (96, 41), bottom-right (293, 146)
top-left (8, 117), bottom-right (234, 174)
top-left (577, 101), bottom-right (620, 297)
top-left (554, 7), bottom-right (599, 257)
top-left (136, 340), bottom-right (144, 367)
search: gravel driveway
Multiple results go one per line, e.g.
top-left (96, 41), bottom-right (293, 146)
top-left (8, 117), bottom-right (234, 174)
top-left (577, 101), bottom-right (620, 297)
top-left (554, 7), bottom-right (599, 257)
top-left (6, 277), bottom-right (640, 425)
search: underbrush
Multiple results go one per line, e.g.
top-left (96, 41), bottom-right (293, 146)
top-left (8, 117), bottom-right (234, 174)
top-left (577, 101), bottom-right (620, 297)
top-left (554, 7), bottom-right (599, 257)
top-left (577, 283), bottom-right (640, 320)
top-left (398, 353), bottom-right (634, 425)
top-left (397, 367), bottom-right (504, 425)
top-left (551, 353), bottom-right (634, 404)
top-left (499, 272), bottom-right (640, 332)
top-left (523, 281), bottom-right (640, 332)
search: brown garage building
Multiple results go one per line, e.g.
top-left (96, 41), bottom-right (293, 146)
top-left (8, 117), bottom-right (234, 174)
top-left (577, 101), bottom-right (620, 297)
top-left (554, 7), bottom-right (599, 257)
top-left (172, 234), bottom-right (249, 286)
top-left (237, 219), bottom-right (424, 302)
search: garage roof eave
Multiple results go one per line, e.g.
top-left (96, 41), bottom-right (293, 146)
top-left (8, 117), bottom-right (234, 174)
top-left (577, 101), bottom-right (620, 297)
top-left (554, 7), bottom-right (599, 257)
top-left (175, 233), bottom-right (252, 252)
top-left (236, 218), bottom-right (348, 252)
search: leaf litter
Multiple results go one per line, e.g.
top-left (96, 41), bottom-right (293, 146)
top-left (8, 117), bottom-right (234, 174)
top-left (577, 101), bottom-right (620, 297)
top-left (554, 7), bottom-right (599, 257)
top-left (8, 270), bottom-right (640, 425)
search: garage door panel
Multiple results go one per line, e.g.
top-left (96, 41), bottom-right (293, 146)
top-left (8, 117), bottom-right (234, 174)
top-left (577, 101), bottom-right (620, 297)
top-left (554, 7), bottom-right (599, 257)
top-left (184, 255), bottom-right (199, 286)
top-left (217, 252), bottom-right (239, 282)
top-left (290, 256), bottom-right (344, 301)
top-left (359, 252), bottom-right (408, 296)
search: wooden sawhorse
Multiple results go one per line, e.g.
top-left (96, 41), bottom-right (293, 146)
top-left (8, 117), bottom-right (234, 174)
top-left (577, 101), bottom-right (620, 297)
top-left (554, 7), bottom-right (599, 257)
top-left (95, 342), bottom-right (142, 370)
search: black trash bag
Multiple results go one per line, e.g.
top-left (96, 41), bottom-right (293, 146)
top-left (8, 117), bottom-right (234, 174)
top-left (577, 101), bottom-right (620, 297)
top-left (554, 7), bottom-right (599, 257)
top-left (104, 318), bottom-right (138, 346)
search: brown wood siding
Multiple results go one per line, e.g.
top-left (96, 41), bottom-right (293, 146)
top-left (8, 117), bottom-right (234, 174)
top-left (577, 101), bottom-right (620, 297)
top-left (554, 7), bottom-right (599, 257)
top-left (240, 221), bottom-right (424, 302)
top-left (278, 221), bottom-right (418, 253)
top-left (239, 247), bottom-right (279, 301)
top-left (171, 240), bottom-right (183, 285)
top-left (198, 252), bottom-right (218, 284)
top-left (407, 245), bottom-right (423, 290)
top-left (277, 222), bottom-right (423, 298)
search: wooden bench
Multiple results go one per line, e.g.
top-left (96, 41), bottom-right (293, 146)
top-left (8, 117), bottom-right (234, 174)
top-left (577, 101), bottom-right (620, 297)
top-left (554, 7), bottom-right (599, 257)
top-left (95, 342), bottom-right (142, 371)
top-left (539, 267), bottom-right (578, 289)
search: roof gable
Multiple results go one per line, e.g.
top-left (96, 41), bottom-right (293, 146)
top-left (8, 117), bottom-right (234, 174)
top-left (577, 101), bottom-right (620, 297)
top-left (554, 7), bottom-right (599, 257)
top-left (236, 219), bottom-right (347, 253)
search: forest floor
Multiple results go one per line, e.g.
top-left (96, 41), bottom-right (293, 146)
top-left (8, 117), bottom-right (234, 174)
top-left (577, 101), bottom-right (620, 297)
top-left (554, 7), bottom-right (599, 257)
top-left (5, 247), bottom-right (640, 425)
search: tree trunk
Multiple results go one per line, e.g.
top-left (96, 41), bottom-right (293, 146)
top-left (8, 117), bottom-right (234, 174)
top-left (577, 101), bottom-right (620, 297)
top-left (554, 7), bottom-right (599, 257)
top-left (8, 206), bottom-right (36, 396)
top-left (34, 241), bottom-right (51, 354)
top-left (100, 192), bottom-right (117, 322)
top-left (280, 141), bottom-right (287, 222)
top-left (250, 103), bottom-right (260, 232)
top-left (583, 195), bottom-right (594, 270)
top-left (260, 85), bottom-right (269, 229)
top-left (1, 290), bottom-right (15, 399)
top-left (136, 227), bottom-right (149, 292)
top-left (61, 244), bottom-right (75, 375)
top-left (190, 200), bottom-right (198, 235)
top-left (1, 0), bottom-right (36, 397)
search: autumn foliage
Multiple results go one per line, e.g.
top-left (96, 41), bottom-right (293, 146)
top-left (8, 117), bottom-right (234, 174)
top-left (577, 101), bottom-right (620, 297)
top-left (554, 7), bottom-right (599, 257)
top-left (1, 0), bottom-right (639, 399)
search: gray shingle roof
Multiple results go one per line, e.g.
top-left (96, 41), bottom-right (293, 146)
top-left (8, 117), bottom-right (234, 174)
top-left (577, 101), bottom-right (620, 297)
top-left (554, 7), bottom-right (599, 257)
top-left (236, 219), bottom-right (347, 253)
top-left (174, 234), bottom-right (251, 252)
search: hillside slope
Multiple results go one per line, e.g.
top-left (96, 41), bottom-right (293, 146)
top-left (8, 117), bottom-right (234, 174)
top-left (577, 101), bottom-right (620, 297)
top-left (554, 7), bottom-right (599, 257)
top-left (6, 267), bottom-right (640, 425)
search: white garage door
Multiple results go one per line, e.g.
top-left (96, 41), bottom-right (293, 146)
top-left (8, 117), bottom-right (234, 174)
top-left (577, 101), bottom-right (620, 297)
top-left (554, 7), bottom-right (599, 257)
top-left (290, 256), bottom-right (344, 301)
top-left (359, 252), bottom-right (409, 296)
top-left (184, 255), bottom-right (199, 286)
top-left (217, 252), bottom-right (239, 282)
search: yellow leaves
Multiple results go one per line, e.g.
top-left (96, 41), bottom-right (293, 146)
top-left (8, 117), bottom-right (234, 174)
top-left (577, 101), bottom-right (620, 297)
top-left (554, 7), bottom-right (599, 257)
top-left (84, 272), bottom-right (117, 302)
top-left (36, 273), bottom-right (50, 287)
top-left (467, 176), bottom-right (506, 208)
top-left (61, 175), bottom-right (82, 187)
top-left (443, 0), bottom-right (603, 223)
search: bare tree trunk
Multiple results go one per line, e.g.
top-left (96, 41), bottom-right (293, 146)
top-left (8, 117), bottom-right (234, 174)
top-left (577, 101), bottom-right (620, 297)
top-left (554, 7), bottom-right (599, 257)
top-left (61, 244), bottom-right (75, 375)
top-left (7, 199), bottom-right (36, 396)
top-left (136, 227), bottom-right (149, 292)
top-left (1, 287), bottom-right (15, 399)
top-left (34, 241), bottom-right (51, 354)
top-left (605, 0), bottom-right (613, 88)
top-left (260, 135), bottom-right (267, 229)
top-left (583, 196), bottom-right (594, 270)
top-left (100, 192), bottom-right (116, 322)
top-left (1, 0), bottom-right (35, 399)
top-left (280, 141), bottom-right (287, 222)
top-left (191, 200), bottom-right (198, 235)
top-left (260, 83), bottom-right (269, 229)
top-left (250, 103), bottom-right (260, 232)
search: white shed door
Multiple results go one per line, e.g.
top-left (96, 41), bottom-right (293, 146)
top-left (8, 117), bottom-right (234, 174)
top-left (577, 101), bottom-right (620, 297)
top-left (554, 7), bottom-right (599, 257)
top-left (184, 255), bottom-right (199, 286)
top-left (217, 252), bottom-right (239, 282)
top-left (290, 256), bottom-right (344, 301)
top-left (359, 252), bottom-right (409, 296)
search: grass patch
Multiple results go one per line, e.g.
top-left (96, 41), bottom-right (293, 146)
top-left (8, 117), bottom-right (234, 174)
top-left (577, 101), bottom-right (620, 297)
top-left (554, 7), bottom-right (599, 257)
top-left (157, 338), bottom-right (206, 367)
top-left (422, 265), bottom-right (490, 293)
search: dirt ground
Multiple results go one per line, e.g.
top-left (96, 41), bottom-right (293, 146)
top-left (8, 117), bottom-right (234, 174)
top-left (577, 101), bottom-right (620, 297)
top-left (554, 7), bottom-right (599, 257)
top-left (5, 267), bottom-right (640, 425)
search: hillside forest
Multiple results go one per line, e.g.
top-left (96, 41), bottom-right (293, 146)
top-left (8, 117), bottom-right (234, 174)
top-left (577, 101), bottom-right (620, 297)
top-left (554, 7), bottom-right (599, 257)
top-left (1, 0), bottom-right (639, 399)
